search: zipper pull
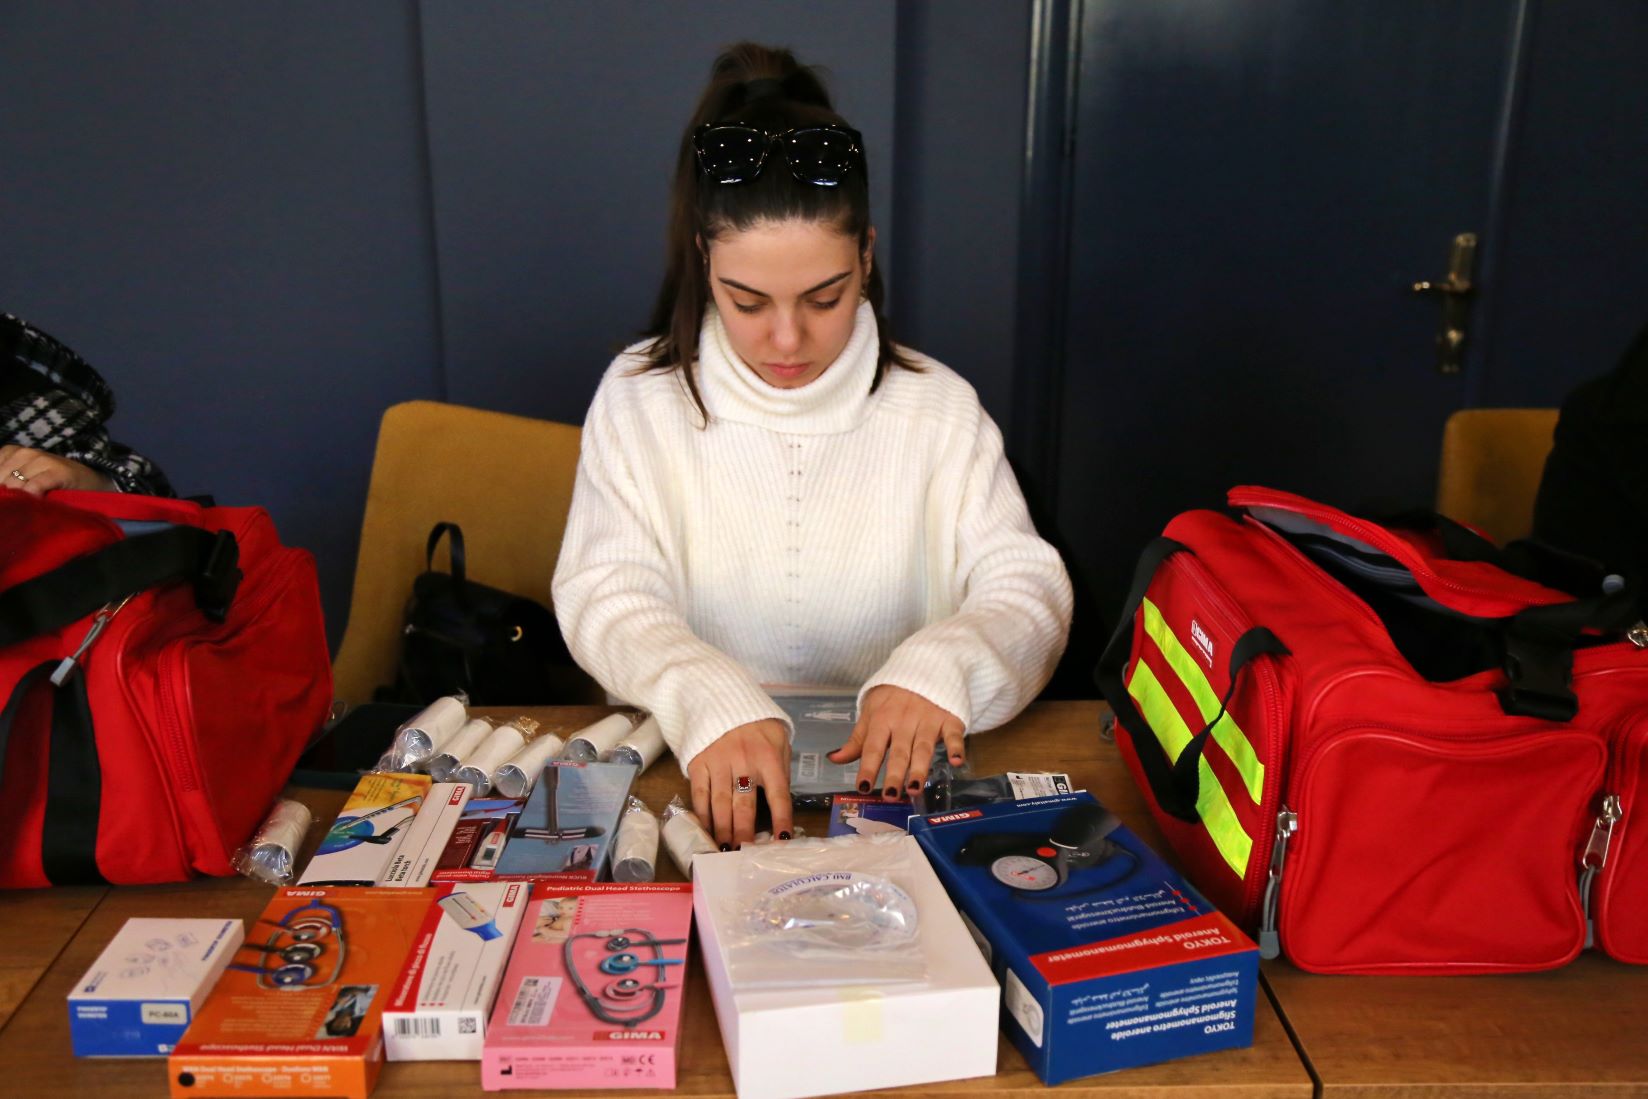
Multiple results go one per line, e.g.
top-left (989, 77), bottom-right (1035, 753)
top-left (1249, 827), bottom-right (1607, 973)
top-left (1258, 807), bottom-right (1297, 960)
top-left (1628, 622), bottom-right (1648, 649)
top-left (1582, 795), bottom-right (1624, 870)
top-left (50, 596), bottom-right (132, 686)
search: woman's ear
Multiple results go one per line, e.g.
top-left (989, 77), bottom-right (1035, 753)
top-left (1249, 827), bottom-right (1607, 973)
top-left (862, 226), bottom-right (877, 277)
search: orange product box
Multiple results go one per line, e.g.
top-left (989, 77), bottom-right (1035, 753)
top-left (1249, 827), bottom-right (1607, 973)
top-left (168, 886), bottom-right (433, 1099)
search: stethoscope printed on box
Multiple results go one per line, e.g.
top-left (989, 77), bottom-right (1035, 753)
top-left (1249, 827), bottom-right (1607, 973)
top-left (563, 927), bottom-right (686, 1027)
top-left (228, 898), bottom-right (347, 990)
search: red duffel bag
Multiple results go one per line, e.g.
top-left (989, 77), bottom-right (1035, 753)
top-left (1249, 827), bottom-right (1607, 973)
top-left (1096, 486), bottom-right (1648, 974)
top-left (0, 489), bottom-right (331, 888)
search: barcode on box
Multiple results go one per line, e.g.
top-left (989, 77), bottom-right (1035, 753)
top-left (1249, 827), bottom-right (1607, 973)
top-left (393, 1017), bottom-right (441, 1038)
top-left (458, 1016), bottom-right (478, 1034)
top-left (508, 975), bottom-right (560, 1027)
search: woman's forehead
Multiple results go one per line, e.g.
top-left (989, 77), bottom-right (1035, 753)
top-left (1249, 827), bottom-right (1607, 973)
top-left (709, 219), bottom-right (861, 288)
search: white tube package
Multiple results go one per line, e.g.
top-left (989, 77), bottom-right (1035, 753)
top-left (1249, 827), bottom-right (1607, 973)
top-left (722, 834), bottom-right (926, 988)
top-left (601, 714), bottom-right (666, 773)
top-left (451, 720), bottom-right (529, 795)
top-left (231, 799), bottom-right (313, 886)
top-left (493, 729), bottom-right (568, 799)
top-left (661, 794), bottom-right (718, 878)
top-left (389, 693), bottom-right (470, 769)
top-left (429, 717), bottom-right (495, 782)
top-left (611, 796), bottom-right (661, 882)
top-left (561, 712), bottom-right (640, 762)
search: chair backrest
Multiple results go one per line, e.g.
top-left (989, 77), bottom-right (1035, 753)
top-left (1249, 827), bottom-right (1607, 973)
top-left (331, 400), bottom-right (583, 704)
top-left (1436, 408), bottom-right (1560, 545)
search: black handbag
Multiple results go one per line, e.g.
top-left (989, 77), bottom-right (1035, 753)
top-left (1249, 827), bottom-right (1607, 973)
top-left (386, 521), bottom-right (592, 705)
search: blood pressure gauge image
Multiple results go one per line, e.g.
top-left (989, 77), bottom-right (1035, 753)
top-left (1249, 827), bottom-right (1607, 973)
top-left (957, 802), bottom-right (1137, 899)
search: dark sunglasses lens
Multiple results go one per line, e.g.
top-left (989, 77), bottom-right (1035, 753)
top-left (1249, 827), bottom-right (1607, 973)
top-left (784, 129), bottom-right (859, 185)
top-left (696, 126), bottom-right (768, 183)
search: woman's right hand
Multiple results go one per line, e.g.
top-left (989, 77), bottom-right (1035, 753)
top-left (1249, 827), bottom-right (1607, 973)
top-left (686, 718), bottom-right (793, 849)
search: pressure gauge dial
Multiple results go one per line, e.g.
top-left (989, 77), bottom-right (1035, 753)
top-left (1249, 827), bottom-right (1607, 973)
top-left (990, 854), bottom-right (1060, 891)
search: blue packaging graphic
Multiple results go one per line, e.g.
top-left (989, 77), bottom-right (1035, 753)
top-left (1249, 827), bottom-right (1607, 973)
top-left (491, 760), bottom-right (635, 877)
top-left (68, 918), bottom-right (243, 1057)
top-left (910, 793), bottom-right (1258, 1084)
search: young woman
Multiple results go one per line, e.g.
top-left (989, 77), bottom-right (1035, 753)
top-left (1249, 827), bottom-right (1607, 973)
top-left (552, 43), bottom-right (1073, 847)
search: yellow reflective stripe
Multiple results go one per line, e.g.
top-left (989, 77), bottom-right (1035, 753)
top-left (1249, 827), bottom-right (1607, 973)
top-left (1140, 598), bottom-right (1265, 805)
top-left (1126, 660), bottom-right (1253, 878)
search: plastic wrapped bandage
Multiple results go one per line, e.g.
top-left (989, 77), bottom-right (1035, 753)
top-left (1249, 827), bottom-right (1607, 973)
top-left (562, 712), bottom-right (640, 763)
top-left (745, 872), bottom-right (920, 954)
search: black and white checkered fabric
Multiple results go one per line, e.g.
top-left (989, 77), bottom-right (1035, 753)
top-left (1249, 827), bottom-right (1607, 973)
top-left (2, 313), bottom-right (174, 497)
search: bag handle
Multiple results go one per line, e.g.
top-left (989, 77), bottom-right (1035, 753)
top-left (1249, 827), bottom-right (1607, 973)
top-left (425, 521), bottom-right (471, 595)
top-left (0, 662), bottom-right (107, 885)
top-left (0, 525), bottom-right (240, 648)
top-left (1094, 537), bottom-right (1288, 823)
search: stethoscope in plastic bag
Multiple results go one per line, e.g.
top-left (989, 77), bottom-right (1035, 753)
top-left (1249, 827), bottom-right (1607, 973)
top-left (957, 802), bottom-right (1139, 901)
top-left (228, 897), bottom-right (347, 989)
top-left (563, 927), bottom-right (686, 1027)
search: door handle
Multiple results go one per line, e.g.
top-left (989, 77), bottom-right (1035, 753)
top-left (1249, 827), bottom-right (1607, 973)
top-left (1411, 232), bottom-right (1477, 374)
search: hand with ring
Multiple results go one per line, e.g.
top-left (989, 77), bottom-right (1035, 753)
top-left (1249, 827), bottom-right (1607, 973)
top-left (686, 717), bottom-right (793, 849)
top-left (0, 445), bottom-right (116, 496)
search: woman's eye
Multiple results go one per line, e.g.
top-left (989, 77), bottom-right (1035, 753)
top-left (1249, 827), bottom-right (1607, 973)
top-left (809, 297), bottom-right (842, 311)
top-left (733, 301), bottom-right (764, 314)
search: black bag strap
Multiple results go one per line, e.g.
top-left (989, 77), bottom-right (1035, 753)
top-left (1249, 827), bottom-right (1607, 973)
top-left (0, 525), bottom-right (240, 648)
top-left (0, 661), bottom-right (107, 885)
top-left (1497, 583), bottom-right (1642, 721)
top-left (425, 522), bottom-right (471, 599)
top-left (1094, 537), bottom-right (1288, 823)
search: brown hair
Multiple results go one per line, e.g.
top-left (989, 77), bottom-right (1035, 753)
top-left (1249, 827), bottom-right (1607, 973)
top-left (638, 42), bottom-right (915, 419)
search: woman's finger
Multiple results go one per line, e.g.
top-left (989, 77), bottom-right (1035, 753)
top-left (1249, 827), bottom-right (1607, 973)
top-left (709, 757), bottom-right (737, 850)
top-left (903, 714), bottom-right (944, 795)
top-left (688, 758), bottom-right (713, 833)
top-left (731, 766), bottom-right (759, 849)
top-left (761, 744), bottom-right (794, 840)
top-left (941, 718), bottom-right (967, 768)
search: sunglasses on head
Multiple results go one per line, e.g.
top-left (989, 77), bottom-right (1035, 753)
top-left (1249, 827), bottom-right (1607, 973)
top-left (693, 124), bottom-right (864, 186)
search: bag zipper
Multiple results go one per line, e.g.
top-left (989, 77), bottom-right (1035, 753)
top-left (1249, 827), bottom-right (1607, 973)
top-left (1257, 807), bottom-right (1296, 959)
top-left (1580, 794), bottom-right (1623, 949)
top-left (50, 594), bottom-right (135, 685)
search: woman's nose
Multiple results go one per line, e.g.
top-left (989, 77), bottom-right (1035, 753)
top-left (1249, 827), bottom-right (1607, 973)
top-left (770, 310), bottom-right (802, 355)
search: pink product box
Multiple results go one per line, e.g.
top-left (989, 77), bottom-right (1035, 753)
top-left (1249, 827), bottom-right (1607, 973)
top-left (481, 884), bottom-right (694, 1091)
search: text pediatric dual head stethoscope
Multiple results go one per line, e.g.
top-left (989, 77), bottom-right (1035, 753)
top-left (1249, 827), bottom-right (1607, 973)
top-left (563, 927), bottom-right (686, 1027)
top-left (228, 897), bottom-right (347, 989)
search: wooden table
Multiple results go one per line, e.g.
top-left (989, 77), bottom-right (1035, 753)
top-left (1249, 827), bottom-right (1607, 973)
top-left (0, 700), bottom-right (1312, 1097)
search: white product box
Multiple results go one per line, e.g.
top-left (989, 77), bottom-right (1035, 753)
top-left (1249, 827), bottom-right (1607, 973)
top-left (384, 881), bottom-right (532, 1061)
top-left (694, 836), bottom-right (1000, 1099)
top-left (381, 783), bottom-right (472, 887)
top-left (68, 918), bottom-right (243, 1057)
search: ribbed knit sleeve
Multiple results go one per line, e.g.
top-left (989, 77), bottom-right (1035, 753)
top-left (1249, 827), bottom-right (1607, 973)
top-left (551, 376), bottom-right (788, 774)
top-left (858, 411), bottom-right (1073, 733)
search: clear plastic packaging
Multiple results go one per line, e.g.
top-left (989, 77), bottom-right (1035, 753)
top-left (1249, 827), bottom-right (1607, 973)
top-left (562, 712), bottom-right (639, 762)
top-left (451, 718), bottom-right (532, 795)
top-left (387, 693), bottom-right (469, 770)
top-left (494, 727), bottom-right (569, 799)
top-left (660, 794), bottom-right (718, 878)
top-left (231, 798), bottom-right (312, 886)
top-left (611, 795), bottom-right (660, 882)
top-left (428, 717), bottom-right (494, 782)
top-left (721, 834), bottom-right (925, 988)
top-left (601, 714), bottom-right (665, 773)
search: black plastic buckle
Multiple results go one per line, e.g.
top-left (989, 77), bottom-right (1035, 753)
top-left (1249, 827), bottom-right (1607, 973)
top-left (1497, 629), bottom-right (1578, 722)
top-left (193, 530), bottom-right (242, 622)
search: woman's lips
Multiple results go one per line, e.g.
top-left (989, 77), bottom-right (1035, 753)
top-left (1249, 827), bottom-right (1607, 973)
top-left (764, 362), bottom-right (811, 379)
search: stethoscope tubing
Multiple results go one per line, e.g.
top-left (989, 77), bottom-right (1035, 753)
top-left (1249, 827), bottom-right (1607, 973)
top-left (563, 926), bottom-right (680, 1027)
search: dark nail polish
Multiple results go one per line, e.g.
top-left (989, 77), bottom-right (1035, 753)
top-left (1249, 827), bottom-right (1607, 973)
top-left (858, 781), bottom-right (871, 793)
top-left (778, 830), bottom-right (792, 841)
top-left (719, 843), bottom-right (731, 852)
top-left (907, 780), bottom-right (921, 792)
top-left (883, 787), bottom-right (898, 799)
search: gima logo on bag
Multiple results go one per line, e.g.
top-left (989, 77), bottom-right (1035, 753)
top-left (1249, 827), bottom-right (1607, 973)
top-left (1190, 619), bottom-right (1215, 668)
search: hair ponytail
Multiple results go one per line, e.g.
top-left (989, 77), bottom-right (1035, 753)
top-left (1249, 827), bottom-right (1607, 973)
top-left (638, 42), bottom-right (913, 420)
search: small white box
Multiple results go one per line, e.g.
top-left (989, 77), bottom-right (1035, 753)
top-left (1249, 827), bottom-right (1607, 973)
top-left (381, 782), bottom-right (472, 886)
top-left (694, 836), bottom-right (1000, 1099)
top-left (384, 881), bottom-right (532, 1061)
top-left (68, 918), bottom-right (243, 1057)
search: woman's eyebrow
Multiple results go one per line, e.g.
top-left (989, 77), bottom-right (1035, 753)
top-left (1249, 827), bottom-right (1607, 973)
top-left (718, 270), bottom-right (852, 298)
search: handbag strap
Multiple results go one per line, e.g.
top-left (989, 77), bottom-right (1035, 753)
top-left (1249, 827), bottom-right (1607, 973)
top-left (0, 661), bottom-right (107, 885)
top-left (425, 521), bottom-right (470, 596)
top-left (0, 525), bottom-right (241, 648)
top-left (1094, 537), bottom-right (1288, 823)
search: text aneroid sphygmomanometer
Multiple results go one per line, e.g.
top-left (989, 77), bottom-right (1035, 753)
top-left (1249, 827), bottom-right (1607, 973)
top-left (563, 928), bottom-right (686, 1027)
top-left (957, 802), bottom-right (1138, 900)
top-left (228, 897), bottom-right (346, 989)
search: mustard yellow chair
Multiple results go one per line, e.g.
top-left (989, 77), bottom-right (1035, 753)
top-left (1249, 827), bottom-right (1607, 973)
top-left (330, 400), bottom-right (588, 704)
top-left (1435, 408), bottom-right (1560, 546)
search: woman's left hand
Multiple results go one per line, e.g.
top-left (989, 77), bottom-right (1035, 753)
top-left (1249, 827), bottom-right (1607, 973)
top-left (0, 445), bottom-right (115, 495)
top-left (828, 685), bottom-right (965, 800)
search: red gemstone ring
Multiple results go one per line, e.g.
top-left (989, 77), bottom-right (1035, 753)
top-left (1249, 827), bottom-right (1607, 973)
top-left (735, 775), bottom-right (753, 793)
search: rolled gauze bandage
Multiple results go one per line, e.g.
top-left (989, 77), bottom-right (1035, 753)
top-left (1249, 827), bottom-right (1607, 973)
top-left (494, 731), bottom-right (569, 799)
top-left (429, 718), bottom-right (494, 782)
top-left (234, 799), bottom-right (313, 886)
top-left (451, 721), bottom-right (530, 796)
top-left (562, 712), bottom-right (638, 762)
top-left (661, 798), bottom-right (718, 878)
top-left (601, 715), bottom-right (665, 773)
top-left (611, 796), bottom-right (660, 882)
top-left (392, 694), bottom-right (469, 766)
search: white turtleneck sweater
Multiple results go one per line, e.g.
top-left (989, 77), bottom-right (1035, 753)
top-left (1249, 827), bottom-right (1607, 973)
top-left (551, 301), bottom-right (1074, 771)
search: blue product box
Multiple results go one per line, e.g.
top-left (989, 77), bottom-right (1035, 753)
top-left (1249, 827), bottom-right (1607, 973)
top-left (68, 918), bottom-right (243, 1057)
top-left (826, 794), bottom-right (914, 837)
top-left (910, 793), bottom-right (1258, 1084)
top-left (491, 759), bottom-right (636, 878)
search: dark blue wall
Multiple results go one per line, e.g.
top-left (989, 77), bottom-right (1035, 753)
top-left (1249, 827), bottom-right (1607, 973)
top-left (1, 2), bottom-right (1035, 655)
